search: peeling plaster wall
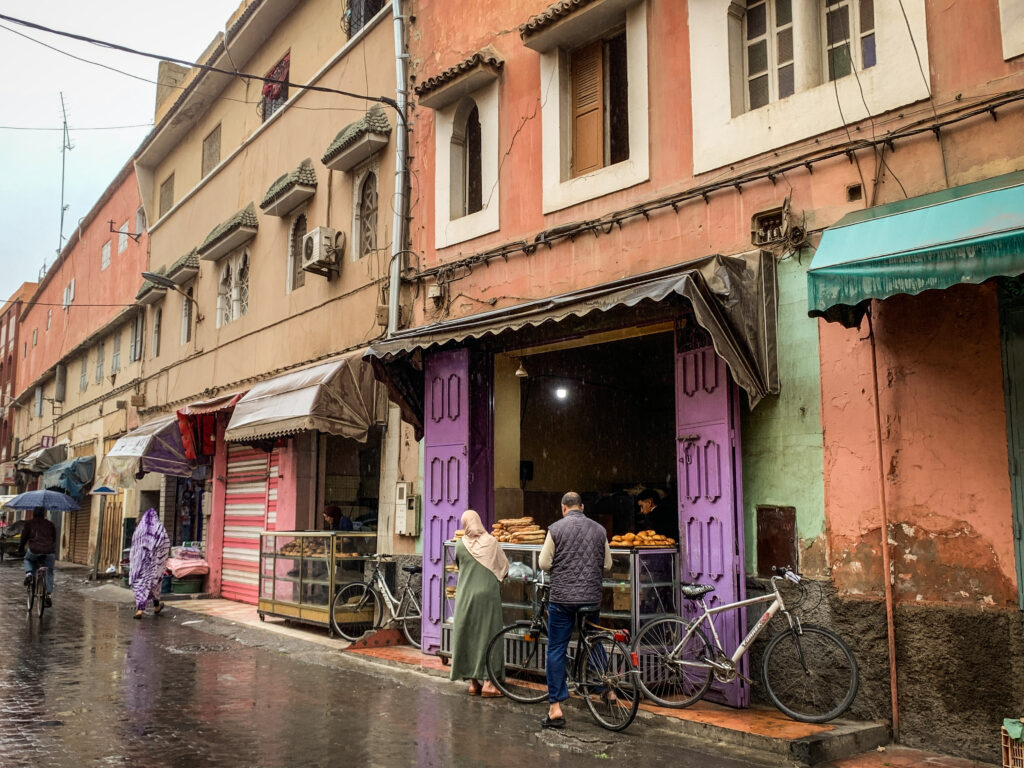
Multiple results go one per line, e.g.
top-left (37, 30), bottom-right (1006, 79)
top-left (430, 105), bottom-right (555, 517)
top-left (821, 284), bottom-right (1016, 606)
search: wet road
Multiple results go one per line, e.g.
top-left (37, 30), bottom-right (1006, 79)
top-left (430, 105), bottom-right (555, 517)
top-left (0, 563), bottom-right (767, 768)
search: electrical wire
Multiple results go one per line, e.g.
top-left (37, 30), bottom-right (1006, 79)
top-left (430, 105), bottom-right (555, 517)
top-left (0, 12), bottom-right (401, 117)
top-left (0, 123), bottom-right (153, 132)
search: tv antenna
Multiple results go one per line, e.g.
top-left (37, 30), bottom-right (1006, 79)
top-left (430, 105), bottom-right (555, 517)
top-left (57, 92), bottom-right (74, 257)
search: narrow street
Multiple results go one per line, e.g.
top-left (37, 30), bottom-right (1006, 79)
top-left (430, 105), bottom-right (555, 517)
top-left (0, 562), bottom-right (766, 768)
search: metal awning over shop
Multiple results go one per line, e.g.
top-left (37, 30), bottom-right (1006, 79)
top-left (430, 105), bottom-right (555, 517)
top-left (16, 443), bottom-right (68, 474)
top-left (224, 353), bottom-right (379, 443)
top-left (808, 171), bottom-right (1024, 328)
top-left (94, 415), bottom-right (193, 491)
top-left (42, 456), bottom-right (96, 501)
top-left (367, 253), bottom-right (779, 435)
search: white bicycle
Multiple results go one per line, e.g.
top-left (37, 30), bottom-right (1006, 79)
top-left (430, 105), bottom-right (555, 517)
top-left (330, 554), bottom-right (422, 647)
top-left (632, 566), bottom-right (859, 723)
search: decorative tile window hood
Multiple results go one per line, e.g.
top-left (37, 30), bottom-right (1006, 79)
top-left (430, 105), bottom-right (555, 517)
top-left (519, 0), bottom-right (640, 51)
top-left (136, 267), bottom-right (168, 305)
top-left (321, 105), bottom-right (391, 173)
top-left (198, 203), bottom-right (259, 262)
top-left (260, 158), bottom-right (318, 217)
top-left (166, 248), bottom-right (200, 285)
top-left (415, 46), bottom-right (504, 110)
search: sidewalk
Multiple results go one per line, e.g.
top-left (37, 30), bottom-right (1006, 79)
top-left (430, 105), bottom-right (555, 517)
top-left (92, 585), bottom-right (997, 768)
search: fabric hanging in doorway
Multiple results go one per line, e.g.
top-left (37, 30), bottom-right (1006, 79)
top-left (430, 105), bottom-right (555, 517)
top-left (366, 252), bottom-right (780, 437)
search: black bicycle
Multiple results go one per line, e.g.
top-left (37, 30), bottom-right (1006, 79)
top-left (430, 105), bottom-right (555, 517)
top-left (484, 579), bottom-right (640, 732)
top-left (26, 563), bottom-right (49, 618)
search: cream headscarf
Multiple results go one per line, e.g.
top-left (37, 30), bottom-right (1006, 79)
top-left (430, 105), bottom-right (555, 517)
top-left (461, 509), bottom-right (509, 581)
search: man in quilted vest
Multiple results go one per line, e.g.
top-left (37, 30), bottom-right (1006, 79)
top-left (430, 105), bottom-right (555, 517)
top-left (538, 491), bottom-right (612, 729)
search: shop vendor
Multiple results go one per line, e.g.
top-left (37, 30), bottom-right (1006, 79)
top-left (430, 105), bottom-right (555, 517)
top-left (635, 490), bottom-right (678, 541)
top-left (323, 505), bottom-right (353, 531)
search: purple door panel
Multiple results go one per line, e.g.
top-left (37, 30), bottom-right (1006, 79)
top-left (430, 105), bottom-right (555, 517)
top-left (422, 348), bottom-right (470, 653)
top-left (675, 337), bottom-right (748, 707)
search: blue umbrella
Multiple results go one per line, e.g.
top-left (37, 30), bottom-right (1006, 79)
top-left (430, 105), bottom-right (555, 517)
top-left (4, 489), bottom-right (81, 512)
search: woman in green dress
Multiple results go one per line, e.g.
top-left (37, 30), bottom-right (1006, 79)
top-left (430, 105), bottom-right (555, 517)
top-left (450, 509), bottom-right (509, 696)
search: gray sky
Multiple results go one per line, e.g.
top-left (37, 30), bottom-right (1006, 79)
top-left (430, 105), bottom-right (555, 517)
top-left (0, 2), bottom-right (244, 302)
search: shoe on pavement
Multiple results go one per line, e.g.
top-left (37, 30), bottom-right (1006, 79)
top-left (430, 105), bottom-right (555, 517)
top-left (44, 596), bottom-right (52, 607)
top-left (541, 715), bottom-right (566, 729)
top-left (24, 573), bottom-right (32, 586)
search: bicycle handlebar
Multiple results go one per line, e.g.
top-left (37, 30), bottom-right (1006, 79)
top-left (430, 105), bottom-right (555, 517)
top-left (770, 565), bottom-right (802, 583)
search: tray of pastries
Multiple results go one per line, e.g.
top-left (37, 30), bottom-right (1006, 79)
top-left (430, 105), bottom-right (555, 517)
top-left (610, 530), bottom-right (677, 548)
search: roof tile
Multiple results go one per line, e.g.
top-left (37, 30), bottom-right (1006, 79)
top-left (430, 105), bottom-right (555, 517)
top-left (200, 203), bottom-right (259, 253)
top-left (414, 46), bottom-right (504, 98)
top-left (321, 105), bottom-right (391, 165)
top-left (260, 158), bottom-right (318, 209)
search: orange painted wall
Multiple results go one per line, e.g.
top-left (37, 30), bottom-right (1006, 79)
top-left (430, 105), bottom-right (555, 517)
top-left (17, 165), bottom-right (148, 397)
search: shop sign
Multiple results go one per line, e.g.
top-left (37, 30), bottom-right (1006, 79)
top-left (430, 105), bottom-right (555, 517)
top-left (0, 461), bottom-right (14, 485)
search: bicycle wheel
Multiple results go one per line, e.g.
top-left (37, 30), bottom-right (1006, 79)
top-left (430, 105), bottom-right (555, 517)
top-left (485, 622), bottom-right (549, 704)
top-left (330, 582), bottom-right (381, 641)
top-left (36, 571), bottom-right (46, 619)
top-left (580, 634), bottom-right (640, 731)
top-left (632, 616), bottom-right (714, 707)
top-left (398, 578), bottom-right (422, 649)
top-left (26, 577), bottom-right (35, 613)
top-left (761, 623), bottom-right (859, 723)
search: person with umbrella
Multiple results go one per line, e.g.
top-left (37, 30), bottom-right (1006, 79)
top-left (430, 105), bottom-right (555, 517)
top-left (129, 508), bottom-right (170, 619)
top-left (20, 506), bottom-right (57, 606)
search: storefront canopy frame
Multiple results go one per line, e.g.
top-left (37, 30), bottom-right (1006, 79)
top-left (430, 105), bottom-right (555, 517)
top-left (42, 456), bottom-right (96, 501)
top-left (179, 392), bottom-right (245, 416)
top-left (808, 170), bottom-right (1024, 328)
top-left (366, 253), bottom-right (779, 437)
top-left (223, 352), bottom-right (379, 443)
top-left (94, 415), bottom-right (194, 491)
top-left (16, 444), bottom-right (68, 474)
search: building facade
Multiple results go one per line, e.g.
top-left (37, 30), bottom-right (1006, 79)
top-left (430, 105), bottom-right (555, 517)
top-left (0, 283), bottom-right (37, 495)
top-left (364, 0), bottom-right (1024, 760)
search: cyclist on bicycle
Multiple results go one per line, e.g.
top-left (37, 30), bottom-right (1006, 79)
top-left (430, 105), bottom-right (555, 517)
top-left (20, 506), bottom-right (56, 606)
top-left (538, 491), bottom-right (612, 729)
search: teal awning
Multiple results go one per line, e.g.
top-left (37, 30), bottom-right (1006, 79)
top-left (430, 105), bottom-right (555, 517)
top-left (808, 171), bottom-right (1024, 327)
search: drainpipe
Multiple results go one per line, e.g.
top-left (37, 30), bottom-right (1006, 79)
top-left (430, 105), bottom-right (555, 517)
top-left (388, 0), bottom-right (409, 336)
top-left (867, 304), bottom-right (900, 741)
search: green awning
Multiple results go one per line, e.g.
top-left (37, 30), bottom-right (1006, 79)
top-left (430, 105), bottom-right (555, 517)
top-left (808, 171), bottom-right (1024, 327)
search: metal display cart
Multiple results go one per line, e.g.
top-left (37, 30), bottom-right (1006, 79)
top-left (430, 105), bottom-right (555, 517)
top-left (439, 540), bottom-right (679, 659)
top-left (258, 531), bottom-right (376, 630)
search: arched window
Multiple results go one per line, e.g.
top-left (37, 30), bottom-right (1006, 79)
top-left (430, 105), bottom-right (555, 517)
top-left (358, 172), bottom-right (378, 258)
top-left (237, 252), bottom-right (250, 317)
top-left (152, 307), bottom-right (162, 358)
top-left (218, 263), bottom-right (233, 328)
top-left (450, 99), bottom-right (483, 219)
top-left (290, 214), bottom-right (307, 290)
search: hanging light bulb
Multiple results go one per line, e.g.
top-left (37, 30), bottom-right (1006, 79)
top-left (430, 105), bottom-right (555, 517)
top-left (515, 360), bottom-right (528, 378)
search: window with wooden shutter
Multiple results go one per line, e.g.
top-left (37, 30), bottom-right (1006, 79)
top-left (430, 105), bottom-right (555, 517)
top-left (571, 41), bottom-right (604, 178)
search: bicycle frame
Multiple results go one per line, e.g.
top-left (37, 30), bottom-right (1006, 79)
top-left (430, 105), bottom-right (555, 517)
top-left (680, 577), bottom-right (795, 669)
top-left (363, 559), bottom-right (418, 623)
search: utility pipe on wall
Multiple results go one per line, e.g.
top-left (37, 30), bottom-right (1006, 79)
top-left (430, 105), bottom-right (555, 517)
top-left (867, 305), bottom-right (900, 740)
top-left (388, 0), bottom-right (409, 336)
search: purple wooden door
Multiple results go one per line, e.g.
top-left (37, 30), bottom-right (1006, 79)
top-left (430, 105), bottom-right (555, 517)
top-left (422, 348), bottom-right (471, 653)
top-left (675, 330), bottom-right (748, 707)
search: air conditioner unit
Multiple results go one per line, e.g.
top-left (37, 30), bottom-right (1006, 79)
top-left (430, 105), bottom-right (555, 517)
top-left (302, 227), bottom-right (344, 277)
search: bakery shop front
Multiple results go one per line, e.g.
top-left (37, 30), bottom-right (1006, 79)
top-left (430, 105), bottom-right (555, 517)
top-left (368, 257), bottom-right (778, 707)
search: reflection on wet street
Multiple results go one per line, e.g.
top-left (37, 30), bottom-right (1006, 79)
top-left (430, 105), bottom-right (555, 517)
top-left (0, 563), bottom-right (757, 768)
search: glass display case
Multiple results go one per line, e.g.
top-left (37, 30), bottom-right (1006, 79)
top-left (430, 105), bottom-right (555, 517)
top-left (258, 531), bottom-right (377, 630)
top-left (439, 541), bottom-right (679, 658)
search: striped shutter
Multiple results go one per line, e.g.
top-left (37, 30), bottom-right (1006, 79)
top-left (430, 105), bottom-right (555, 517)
top-left (220, 444), bottom-right (279, 603)
top-left (69, 508), bottom-right (91, 565)
top-left (571, 40), bottom-right (604, 177)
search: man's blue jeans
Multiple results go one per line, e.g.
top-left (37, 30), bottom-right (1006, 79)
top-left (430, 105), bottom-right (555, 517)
top-left (546, 602), bottom-right (602, 704)
top-left (24, 551), bottom-right (55, 594)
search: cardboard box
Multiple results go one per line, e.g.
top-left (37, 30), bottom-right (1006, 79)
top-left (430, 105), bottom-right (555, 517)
top-left (612, 584), bottom-right (631, 611)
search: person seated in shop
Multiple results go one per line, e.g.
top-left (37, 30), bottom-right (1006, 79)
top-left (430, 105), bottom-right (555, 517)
top-left (634, 489), bottom-right (679, 540)
top-left (323, 504), bottom-right (353, 532)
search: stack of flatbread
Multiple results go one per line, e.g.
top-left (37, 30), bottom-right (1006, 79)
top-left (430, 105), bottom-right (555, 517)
top-left (492, 517), bottom-right (546, 545)
top-left (453, 529), bottom-right (465, 541)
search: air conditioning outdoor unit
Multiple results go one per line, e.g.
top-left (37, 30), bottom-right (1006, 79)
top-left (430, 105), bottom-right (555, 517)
top-left (302, 227), bottom-right (344, 277)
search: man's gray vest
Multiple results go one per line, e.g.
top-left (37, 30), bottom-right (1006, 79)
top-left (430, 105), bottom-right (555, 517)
top-left (548, 509), bottom-right (606, 605)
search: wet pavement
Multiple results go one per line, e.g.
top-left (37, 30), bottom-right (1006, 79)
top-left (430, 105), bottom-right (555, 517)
top-left (0, 562), bottom-right (778, 768)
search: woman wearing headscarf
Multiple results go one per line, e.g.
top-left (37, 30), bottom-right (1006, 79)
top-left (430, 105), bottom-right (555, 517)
top-left (450, 509), bottom-right (509, 697)
top-left (129, 508), bottom-right (170, 619)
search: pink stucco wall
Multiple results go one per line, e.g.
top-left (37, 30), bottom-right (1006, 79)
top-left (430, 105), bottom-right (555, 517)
top-left (820, 284), bottom-right (1017, 607)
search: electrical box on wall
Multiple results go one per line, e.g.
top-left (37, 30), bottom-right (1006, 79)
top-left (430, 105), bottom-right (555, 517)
top-left (394, 481), bottom-right (420, 536)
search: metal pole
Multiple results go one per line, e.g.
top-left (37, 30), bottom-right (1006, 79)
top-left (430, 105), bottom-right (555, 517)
top-left (91, 502), bottom-right (105, 581)
top-left (388, 0), bottom-right (409, 336)
top-left (866, 305), bottom-right (900, 740)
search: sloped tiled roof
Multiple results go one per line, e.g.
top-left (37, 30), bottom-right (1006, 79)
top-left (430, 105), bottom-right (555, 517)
top-left (200, 203), bottom-right (258, 253)
top-left (321, 106), bottom-right (391, 165)
top-left (519, 0), bottom-right (598, 40)
top-left (166, 249), bottom-right (199, 280)
top-left (414, 47), bottom-right (504, 98)
top-left (135, 265), bottom-right (167, 301)
top-left (260, 158), bottom-right (318, 210)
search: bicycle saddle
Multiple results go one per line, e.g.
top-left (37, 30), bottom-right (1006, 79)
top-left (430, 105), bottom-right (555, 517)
top-left (681, 583), bottom-right (715, 599)
top-left (577, 605), bottom-right (601, 620)
top-left (402, 564), bottom-right (422, 574)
